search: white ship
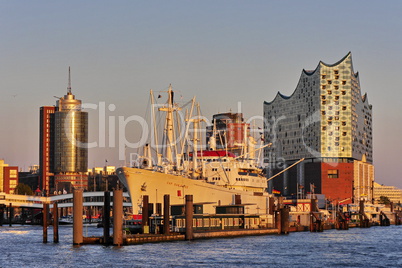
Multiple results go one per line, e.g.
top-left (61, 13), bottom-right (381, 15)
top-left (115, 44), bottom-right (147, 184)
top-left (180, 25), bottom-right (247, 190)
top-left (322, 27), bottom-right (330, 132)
top-left (117, 85), bottom-right (273, 215)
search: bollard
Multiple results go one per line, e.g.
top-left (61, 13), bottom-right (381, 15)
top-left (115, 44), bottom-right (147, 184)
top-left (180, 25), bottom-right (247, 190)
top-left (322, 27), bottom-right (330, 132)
top-left (103, 191), bottom-right (111, 245)
top-left (113, 189), bottom-right (123, 246)
top-left (142, 195), bottom-right (149, 234)
top-left (73, 189), bottom-right (83, 245)
top-left (185, 195), bottom-right (193, 240)
top-left (53, 202), bottom-right (59, 243)
top-left (163, 195), bottom-right (170, 235)
top-left (43, 203), bottom-right (48, 243)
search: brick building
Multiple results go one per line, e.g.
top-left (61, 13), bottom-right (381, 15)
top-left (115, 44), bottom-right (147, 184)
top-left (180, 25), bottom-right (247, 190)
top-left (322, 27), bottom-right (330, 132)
top-left (3, 166), bottom-right (19, 194)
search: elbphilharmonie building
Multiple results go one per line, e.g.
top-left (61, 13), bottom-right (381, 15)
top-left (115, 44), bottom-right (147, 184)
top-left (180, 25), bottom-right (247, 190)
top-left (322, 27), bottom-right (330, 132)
top-left (263, 52), bottom-right (374, 204)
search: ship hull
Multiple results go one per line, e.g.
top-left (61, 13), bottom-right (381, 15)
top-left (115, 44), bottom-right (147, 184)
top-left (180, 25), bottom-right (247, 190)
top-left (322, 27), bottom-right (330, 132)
top-left (117, 167), bottom-right (270, 215)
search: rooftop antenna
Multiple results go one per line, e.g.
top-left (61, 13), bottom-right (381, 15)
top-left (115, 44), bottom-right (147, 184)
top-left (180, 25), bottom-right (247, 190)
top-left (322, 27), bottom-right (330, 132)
top-left (67, 66), bottom-right (72, 94)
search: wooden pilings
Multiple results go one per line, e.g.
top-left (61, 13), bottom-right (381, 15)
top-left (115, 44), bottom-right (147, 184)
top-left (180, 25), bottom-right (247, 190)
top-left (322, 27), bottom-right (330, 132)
top-left (163, 194), bottom-right (170, 235)
top-left (8, 203), bottom-right (13, 227)
top-left (0, 204), bottom-right (4, 226)
top-left (185, 195), bottom-right (194, 240)
top-left (53, 202), bottom-right (59, 243)
top-left (113, 189), bottom-right (123, 246)
top-left (269, 197), bottom-right (275, 215)
top-left (276, 206), bottom-right (290, 234)
top-left (142, 195), bottom-right (149, 234)
top-left (103, 191), bottom-right (111, 245)
top-left (73, 189), bottom-right (83, 245)
top-left (156, 203), bottom-right (162, 216)
top-left (43, 203), bottom-right (49, 243)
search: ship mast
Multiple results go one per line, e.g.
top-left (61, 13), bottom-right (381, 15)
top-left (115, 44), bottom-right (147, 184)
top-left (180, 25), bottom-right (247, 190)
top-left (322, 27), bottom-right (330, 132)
top-left (159, 85), bottom-right (181, 165)
top-left (191, 102), bottom-right (203, 179)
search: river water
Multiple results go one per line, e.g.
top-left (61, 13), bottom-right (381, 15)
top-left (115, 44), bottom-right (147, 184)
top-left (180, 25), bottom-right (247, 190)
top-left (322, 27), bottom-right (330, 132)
top-left (0, 225), bottom-right (401, 267)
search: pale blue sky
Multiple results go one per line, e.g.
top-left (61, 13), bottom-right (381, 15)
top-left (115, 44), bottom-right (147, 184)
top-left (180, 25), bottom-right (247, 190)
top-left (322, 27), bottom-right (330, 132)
top-left (1, 1), bottom-right (401, 187)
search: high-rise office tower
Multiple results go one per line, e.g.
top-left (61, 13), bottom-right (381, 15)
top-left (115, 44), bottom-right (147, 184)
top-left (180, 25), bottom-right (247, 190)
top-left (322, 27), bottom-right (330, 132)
top-left (39, 68), bottom-right (88, 194)
top-left (263, 52), bottom-right (374, 204)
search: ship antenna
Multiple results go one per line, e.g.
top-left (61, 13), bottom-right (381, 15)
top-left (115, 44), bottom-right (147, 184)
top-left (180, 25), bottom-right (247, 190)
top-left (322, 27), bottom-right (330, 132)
top-left (67, 66), bottom-right (72, 94)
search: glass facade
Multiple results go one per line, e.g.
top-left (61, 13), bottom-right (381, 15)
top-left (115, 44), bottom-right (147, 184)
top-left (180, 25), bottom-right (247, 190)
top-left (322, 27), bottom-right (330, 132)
top-left (54, 110), bottom-right (88, 173)
top-left (263, 52), bottom-right (373, 164)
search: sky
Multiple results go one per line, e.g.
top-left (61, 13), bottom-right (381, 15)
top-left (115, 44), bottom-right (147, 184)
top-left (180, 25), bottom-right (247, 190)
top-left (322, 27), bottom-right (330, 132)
top-left (1, 1), bottom-right (401, 188)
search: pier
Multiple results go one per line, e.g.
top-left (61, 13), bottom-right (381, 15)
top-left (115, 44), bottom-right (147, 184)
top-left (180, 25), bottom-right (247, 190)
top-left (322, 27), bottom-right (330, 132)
top-left (2, 191), bottom-right (401, 246)
top-left (66, 192), bottom-right (401, 246)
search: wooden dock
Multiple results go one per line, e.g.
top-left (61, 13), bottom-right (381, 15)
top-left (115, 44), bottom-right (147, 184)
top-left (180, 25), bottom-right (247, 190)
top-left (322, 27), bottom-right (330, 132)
top-left (80, 228), bottom-right (280, 246)
top-left (63, 192), bottom-right (402, 246)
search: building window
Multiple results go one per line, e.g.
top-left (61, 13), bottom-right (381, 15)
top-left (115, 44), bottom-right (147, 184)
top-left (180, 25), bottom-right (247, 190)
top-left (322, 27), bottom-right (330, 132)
top-left (322, 75), bottom-right (326, 79)
top-left (328, 169), bottom-right (339, 178)
top-left (342, 81), bottom-right (347, 85)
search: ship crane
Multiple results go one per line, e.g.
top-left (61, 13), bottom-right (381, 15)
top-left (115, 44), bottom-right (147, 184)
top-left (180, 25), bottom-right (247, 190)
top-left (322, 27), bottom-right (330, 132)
top-left (338, 198), bottom-right (351, 204)
top-left (266, 158), bottom-right (305, 182)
